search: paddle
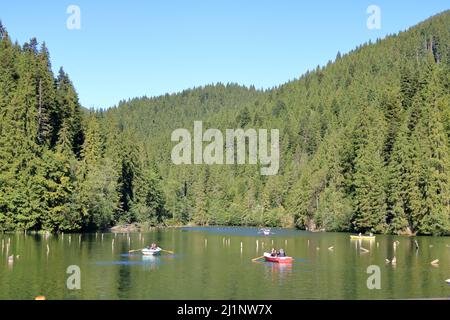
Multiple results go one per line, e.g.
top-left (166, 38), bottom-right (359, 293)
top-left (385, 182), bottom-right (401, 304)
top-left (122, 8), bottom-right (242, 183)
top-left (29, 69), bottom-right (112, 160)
top-left (252, 255), bottom-right (264, 261)
top-left (161, 249), bottom-right (174, 254)
top-left (129, 248), bottom-right (143, 253)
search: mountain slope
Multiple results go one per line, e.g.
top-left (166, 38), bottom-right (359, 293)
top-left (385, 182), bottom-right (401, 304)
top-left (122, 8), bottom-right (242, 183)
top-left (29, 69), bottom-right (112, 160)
top-left (0, 11), bottom-right (449, 234)
top-left (97, 10), bottom-right (450, 235)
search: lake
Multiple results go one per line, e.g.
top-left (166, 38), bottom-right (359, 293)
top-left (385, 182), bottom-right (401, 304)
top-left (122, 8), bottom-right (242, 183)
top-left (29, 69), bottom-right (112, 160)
top-left (0, 227), bottom-right (449, 299)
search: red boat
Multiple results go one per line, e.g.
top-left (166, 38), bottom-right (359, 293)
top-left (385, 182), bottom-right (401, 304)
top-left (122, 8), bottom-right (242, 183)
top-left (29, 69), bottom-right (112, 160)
top-left (263, 252), bottom-right (294, 264)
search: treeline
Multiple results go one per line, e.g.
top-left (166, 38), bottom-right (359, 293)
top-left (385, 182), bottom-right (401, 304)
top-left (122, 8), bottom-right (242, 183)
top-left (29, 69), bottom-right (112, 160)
top-left (98, 11), bottom-right (450, 235)
top-left (0, 22), bottom-right (167, 232)
top-left (0, 11), bottom-right (449, 235)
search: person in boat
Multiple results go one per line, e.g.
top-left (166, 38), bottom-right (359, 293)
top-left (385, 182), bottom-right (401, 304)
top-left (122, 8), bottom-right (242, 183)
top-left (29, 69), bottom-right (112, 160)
top-left (270, 248), bottom-right (277, 257)
top-left (150, 243), bottom-right (157, 250)
top-left (278, 248), bottom-right (286, 257)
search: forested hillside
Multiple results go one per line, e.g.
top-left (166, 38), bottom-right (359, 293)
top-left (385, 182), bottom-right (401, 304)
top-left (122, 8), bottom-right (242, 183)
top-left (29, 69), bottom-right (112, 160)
top-left (0, 11), bottom-right (449, 235)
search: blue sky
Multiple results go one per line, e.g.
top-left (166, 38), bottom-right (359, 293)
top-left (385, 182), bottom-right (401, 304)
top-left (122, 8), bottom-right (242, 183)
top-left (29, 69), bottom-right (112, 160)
top-left (1, 1), bottom-right (448, 108)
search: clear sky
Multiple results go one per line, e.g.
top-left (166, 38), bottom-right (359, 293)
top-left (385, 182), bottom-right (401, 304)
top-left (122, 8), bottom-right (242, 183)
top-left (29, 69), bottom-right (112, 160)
top-left (0, 1), bottom-right (448, 109)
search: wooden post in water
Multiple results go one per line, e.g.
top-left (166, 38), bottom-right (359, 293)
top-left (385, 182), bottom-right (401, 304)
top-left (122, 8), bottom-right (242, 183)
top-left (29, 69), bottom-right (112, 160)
top-left (69, 235), bottom-right (71, 245)
top-left (46, 244), bottom-right (50, 256)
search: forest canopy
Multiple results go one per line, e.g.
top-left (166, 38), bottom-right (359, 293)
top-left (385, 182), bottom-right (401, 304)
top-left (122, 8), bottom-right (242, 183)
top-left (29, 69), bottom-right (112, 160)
top-left (0, 11), bottom-right (449, 235)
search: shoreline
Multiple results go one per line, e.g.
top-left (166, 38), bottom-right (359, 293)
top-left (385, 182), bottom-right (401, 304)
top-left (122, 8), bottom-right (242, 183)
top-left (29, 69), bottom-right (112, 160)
top-left (1, 224), bottom-right (448, 237)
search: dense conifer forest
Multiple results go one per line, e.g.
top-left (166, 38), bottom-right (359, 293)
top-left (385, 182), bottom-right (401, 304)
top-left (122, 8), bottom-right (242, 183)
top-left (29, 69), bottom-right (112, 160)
top-left (0, 11), bottom-right (449, 235)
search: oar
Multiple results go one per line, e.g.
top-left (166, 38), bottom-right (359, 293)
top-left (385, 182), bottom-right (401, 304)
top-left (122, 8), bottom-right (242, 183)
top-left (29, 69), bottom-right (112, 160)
top-left (161, 249), bottom-right (174, 254)
top-left (252, 255), bottom-right (264, 262)
top-left (129, 248), bottom-right (143, 253)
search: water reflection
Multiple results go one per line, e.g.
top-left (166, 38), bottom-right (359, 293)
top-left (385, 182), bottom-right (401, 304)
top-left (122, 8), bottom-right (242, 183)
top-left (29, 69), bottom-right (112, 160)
top-left (141, 255), bottom-right (161, 271)
top-left (1, 227), bottom-right (449, 299)
top-left (266, 262), bottom-right (292, 274)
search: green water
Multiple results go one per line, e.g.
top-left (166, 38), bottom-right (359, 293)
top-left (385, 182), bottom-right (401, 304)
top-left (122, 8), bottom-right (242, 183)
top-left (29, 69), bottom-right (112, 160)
top-left (0, 227), bottom-right (449, 300)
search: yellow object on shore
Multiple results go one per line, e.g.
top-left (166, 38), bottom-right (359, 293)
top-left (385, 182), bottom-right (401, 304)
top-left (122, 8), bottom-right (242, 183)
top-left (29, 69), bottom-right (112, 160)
top-left (35, 296), bottom-right (46, 300)
top-left (350, 235), bottom-right (376, 240)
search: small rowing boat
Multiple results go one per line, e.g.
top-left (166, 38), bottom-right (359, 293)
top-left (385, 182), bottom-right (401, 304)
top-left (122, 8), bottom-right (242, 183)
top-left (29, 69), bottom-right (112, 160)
top-left (350, 235), bottom-right (376, 240)
top-left (142, 247), bottom-right (162, 255)
top-left (263, 252), bottom-right (293, 264)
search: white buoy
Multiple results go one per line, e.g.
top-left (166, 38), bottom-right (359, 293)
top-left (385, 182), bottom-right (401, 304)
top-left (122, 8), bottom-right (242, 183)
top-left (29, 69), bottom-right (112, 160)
top-left (46, 244), bottom-right (50, 255)
top-left (101, 233), bottom-right (104, 241)
top-left (205, 239), bottom-right (208, 247)
top-left (69, 235), bottom-right (71, 245)
top-left (285, 240), bottom-right (287, 246)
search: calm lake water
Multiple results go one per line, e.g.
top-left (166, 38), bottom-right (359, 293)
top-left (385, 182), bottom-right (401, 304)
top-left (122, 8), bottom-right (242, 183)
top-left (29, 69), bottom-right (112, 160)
top-left (0, 227), bottom-right (449, 300)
